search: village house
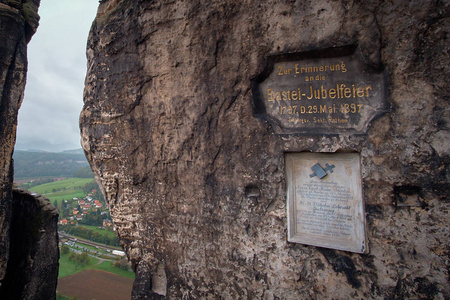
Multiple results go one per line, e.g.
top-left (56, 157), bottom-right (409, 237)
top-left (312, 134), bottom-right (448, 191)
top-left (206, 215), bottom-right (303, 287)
top-left (103, 219), bottom-right (112, 228)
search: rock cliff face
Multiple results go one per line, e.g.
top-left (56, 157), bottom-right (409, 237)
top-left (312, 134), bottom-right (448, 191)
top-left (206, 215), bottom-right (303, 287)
top-left (0, 0), bottom-right (40, 282)
top-left (81, 0), bottom-right (449, 299)
top-left (0, 1), bottom-right (59, 298)
top-left (1, 189), bottom-right (59, 299)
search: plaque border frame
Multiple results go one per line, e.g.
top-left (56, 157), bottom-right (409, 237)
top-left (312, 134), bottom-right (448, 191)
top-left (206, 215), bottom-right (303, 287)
top-left (251, 45), bottom-right (389, 136)
top-left (285, 152), bottom-right (368, 254)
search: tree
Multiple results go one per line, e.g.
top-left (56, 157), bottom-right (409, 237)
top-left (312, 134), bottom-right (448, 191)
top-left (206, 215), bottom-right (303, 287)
top-left (62, 204), bottom-right (70, 218)
top-left (61, 245), bottom-right (70, 255)
top-left (114, 258), bottom-right (129, 270)
top-left (69, 252), bottom-right (77, 261)
top-left (68, 251), bottom-right (90, 266)
top-left (73, 166), bottom-right (95, 178)
top-left (79, 252), bottom-right (89, 265)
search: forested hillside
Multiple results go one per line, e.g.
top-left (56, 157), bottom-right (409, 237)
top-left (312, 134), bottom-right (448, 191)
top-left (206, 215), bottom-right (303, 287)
top-left (13, 150), bottom-right (90, 179)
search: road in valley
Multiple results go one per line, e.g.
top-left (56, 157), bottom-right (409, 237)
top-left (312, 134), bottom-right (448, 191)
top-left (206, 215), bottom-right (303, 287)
top-left (59, 231), bottom-right (123, 252)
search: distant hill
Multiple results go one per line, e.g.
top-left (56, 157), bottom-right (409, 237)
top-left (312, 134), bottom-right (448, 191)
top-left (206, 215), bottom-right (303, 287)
top-left (14, 140), bottom-right (82, 153)
top-left (13, 149), bottom-right (90, 179)
top-left (62, 148), bottom-right (85, 154)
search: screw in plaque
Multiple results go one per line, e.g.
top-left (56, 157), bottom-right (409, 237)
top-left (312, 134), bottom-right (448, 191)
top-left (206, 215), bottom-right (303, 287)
top-left (309, 163), bottom-right (335, 179)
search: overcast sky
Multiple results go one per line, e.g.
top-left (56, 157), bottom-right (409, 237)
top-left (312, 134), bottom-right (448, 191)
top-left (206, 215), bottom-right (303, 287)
top-left (15, 0), bottom-right (99, 152)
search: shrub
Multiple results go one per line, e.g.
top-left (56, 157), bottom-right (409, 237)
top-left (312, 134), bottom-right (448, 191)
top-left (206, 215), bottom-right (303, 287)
top-left (114, 258), bottom-right (129, 271)
top-left (61, 244), bottom-right (70, 255)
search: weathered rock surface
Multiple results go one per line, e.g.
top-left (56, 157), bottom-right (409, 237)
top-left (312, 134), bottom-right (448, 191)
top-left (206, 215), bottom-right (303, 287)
top-left (0, 0), bottom-right (40, 284)
top-left (81, 0), bottom-right (449, 299)
top-left (0, 189), bottom-right (59, 299)
top-left (0, 1), bottom-right (59, 298)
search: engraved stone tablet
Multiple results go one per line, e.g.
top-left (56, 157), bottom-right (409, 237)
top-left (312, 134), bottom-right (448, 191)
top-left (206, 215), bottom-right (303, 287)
top-left (286, 152), bottom-right (368, 253)
top-left (252, 46), bottom-right (388, 135)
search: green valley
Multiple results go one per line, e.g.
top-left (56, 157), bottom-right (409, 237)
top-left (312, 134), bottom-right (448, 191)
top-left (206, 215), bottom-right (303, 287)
top-left (23, 177), bottom-right (94, 205)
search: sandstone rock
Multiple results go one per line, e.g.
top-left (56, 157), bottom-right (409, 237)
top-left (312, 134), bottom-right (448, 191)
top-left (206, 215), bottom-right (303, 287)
top-left (0, 1), bottom-right (59, 297)
top-left (430, 130), bottom-right (450, 157)
top-left (0, 189), bottom-right (59, 300)
top-left (81, 1), bottom-right (449, 298)
top-left (0, 0), bottom-right (40, 284)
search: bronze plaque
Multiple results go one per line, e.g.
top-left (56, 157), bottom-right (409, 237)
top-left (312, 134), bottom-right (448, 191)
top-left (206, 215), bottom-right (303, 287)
top-left (252, 46), bottom-right (388, 135)
top-left (286, 152), bottom-right (368, 254)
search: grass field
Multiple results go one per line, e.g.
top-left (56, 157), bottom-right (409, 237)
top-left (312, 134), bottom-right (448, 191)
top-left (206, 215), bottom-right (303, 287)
top-left (58, 253), bottom-right (100, 278)
top-left (59, 249), bottom-right (135, 279)
top-left (27, 178), bottom-right (94, 204)
top-left (81, 225), bottom-right (117, 239)
top-left (44, 191), bottom-right (87, 203)
top-left (95, 261), bottom-right (135, 279)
